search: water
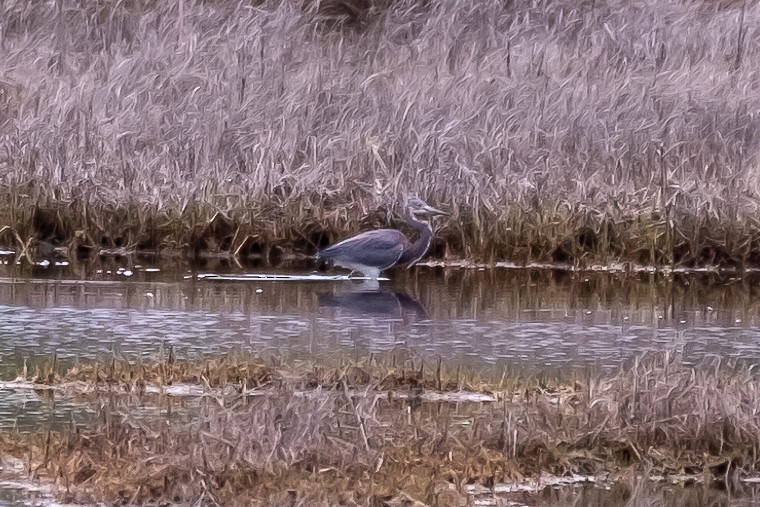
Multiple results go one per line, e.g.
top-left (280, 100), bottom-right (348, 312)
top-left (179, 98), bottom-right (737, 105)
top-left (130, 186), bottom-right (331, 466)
top-left (3, 257), bottom-right (760, 504)
top-left (2, 259), bottom-right (760, 432)
top-left (1, 260), bottom-right (759, 374)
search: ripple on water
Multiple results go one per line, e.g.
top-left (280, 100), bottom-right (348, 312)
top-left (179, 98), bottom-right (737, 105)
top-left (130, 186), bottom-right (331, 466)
top-left (1, 268), bottom-right (760, 372)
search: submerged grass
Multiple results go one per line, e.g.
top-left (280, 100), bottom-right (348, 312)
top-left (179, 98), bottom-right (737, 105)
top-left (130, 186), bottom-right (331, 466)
top-left (2, 0), bottom-right (760, 266)
top-left (22, 348), bottom-right (535, 396)
top-left (2, 350), bottom-right (760, 505)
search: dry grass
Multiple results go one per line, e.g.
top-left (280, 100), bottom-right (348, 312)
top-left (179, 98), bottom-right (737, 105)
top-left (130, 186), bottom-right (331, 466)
top-left (3, 350), bottom-right (760, 505)
top-left (1, 0), bottom-right (760, 266)
top-left (25, 348), bottom-right (528, 394)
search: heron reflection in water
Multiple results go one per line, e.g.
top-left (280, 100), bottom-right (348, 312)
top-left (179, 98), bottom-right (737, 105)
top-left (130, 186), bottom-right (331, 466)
top-left (316, 196), bottom-right (446, 279)
top-left (317, 287), bottom-right (428, 320)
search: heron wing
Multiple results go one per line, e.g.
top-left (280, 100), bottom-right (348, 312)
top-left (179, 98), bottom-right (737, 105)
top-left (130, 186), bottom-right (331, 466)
top-left (318, 229), bottom-right (408, 269)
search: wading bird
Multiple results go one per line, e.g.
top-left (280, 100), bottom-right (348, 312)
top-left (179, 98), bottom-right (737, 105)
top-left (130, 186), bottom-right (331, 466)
top-left (316, 196), bottom-right (446, 279)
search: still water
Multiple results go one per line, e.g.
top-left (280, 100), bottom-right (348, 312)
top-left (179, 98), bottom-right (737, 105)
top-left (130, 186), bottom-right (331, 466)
top-left (2, 258), bottom-right (760, 505)
top-left (0, 260), bottom-right (759, 374)
top-left (1, 258), bottom-right (760, 433)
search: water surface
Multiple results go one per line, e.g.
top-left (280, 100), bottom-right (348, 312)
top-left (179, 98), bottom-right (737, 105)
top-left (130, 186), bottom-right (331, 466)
top-left (3, 257), bottom-right (760, 504)
top-left (1, 260), bottom-right (759, 374)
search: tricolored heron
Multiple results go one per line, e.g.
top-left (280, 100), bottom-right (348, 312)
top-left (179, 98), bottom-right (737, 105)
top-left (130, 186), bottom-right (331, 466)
top-left (316, 196), bottom-right (446, 278)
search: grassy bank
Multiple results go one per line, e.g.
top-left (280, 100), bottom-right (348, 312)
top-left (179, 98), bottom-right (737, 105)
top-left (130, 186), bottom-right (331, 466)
top-left (2, 0), bottom-right (760, 267)
top-left (2, 350), bottom-right (760, 505)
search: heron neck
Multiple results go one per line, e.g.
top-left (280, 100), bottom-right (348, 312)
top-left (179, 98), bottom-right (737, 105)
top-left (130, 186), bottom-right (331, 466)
top-left (398, 212), bottom-right (433, 266)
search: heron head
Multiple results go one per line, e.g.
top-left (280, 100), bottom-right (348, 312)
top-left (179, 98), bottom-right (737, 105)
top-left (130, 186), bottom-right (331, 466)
top-left (404, 195), bottom-right (447, 218)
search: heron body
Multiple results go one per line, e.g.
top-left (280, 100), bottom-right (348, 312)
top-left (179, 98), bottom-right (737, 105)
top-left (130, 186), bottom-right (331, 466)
top-left (316, 196), bottom-right (445, 278)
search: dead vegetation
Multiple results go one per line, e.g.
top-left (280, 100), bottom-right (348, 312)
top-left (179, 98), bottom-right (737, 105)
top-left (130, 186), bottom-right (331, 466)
top-left (2, 350), bottom-right (760, 505)
top-left (24, 348), bottom-right (521, 395)
top-left (1, 1), bottom-right (760, 266)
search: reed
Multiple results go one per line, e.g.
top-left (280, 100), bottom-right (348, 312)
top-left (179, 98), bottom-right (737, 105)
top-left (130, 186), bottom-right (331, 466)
top-left (2, 350), bottom-right (760, 505)
top-left (2, 0), bottom-right (760, 266)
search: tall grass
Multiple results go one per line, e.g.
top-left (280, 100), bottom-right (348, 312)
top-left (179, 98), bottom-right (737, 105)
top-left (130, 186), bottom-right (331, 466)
top-left (1, 0), bottom-right (760, 264)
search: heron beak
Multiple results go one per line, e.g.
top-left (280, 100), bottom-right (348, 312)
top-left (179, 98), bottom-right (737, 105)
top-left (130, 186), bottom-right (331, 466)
top-left (422, 204), bottom-right (447, 216)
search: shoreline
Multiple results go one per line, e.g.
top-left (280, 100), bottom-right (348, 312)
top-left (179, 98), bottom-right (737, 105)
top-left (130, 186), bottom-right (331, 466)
top-left (4, 239), bottom-right (760, 277)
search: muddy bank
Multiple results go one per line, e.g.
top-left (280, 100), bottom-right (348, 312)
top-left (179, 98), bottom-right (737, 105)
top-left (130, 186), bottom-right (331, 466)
top-left (4, 204), bottom-right (760, 270)
top-left (1, 350), bottom-right (759, 506)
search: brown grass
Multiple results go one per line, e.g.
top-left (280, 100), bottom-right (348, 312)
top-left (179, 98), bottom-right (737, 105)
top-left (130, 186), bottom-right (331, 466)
top-left (1, 1), bottom-right (760, 266)
top-left (3, 350), bottom-right (760, 505)
top-left (25, 348), bottom-right (525, 394)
